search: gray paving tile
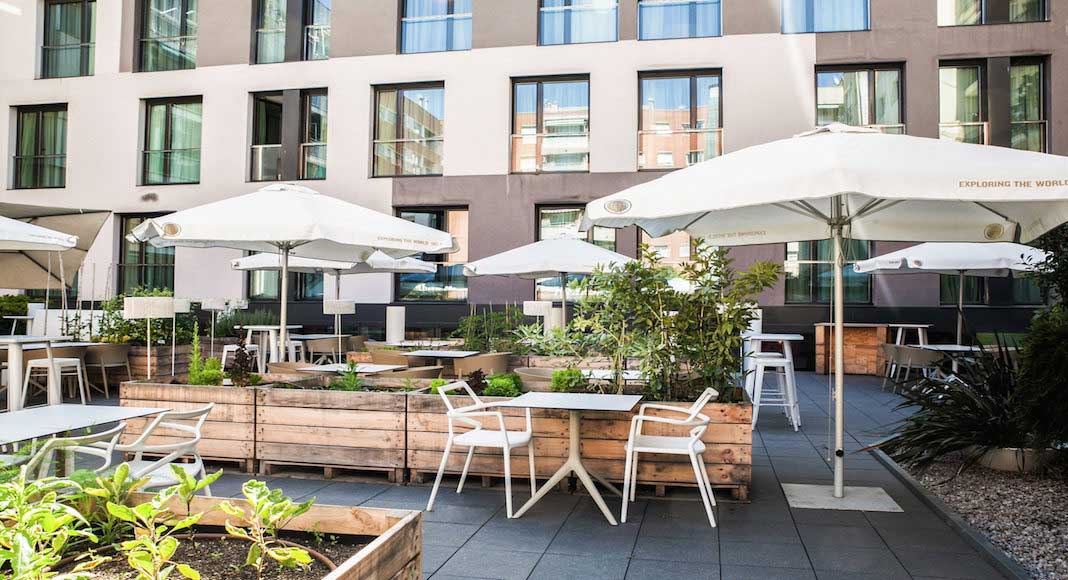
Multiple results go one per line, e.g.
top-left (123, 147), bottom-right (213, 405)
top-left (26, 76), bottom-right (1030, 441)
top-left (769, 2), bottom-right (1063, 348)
top-left (789, 508), bottom-right (871, 527)
top-left (435, 547), bottom-right (542, 580)
top-left (721, 541), bottom-right (811, 569)
top-left (806, 545), bottom-right (910, 576)
top-left (466, 520), bottom-right (561, 553)
top-left (263, 476), bottom-right (333, 500)
top-left (814, 571), bottom-right (912, 580)
top-left (632, 535), bottom-right (719, 563)
top-left (895, 550), bottom-right (1007, 579)
top-left (422, 544), bottom-right (459, 576)
top-left (624, 558), bottom-right (719, 579)
top-left (528, 554), bottom-right (630, 580)
top-left (718, 500), bottom-right (794, 523)
top-left (307, 482), bottom-right (390, 506)
top-left (797, 524), bottom-right (886, 548)
top-left (878, 524), bottom-right (975, 554)
top-left (203, 473), bottom-right (253, 497)
top-left (546, 526), bottom-right (638, 556)
top-left (360, 499), bottom-right (500, 525)
top-left (719, 518), bottom-right (802, 544)
top-left (721, 565), bottom-right (817, 580)
top-left (422, 521), bottom-right (481, 548)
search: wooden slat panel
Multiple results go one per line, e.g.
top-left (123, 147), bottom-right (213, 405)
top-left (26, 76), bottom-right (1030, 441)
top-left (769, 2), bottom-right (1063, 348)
top-left (256, 442), bottom-right (405, 469)
top-left (120, 399), bottom-right (254, 423)
top-left (120, 382), bottom-right (255, 405)
top-left (124, 418), bottom-right (253, 441)
top-left (119, 435), bottom-right (252, 459)
top-left (328, 511), bottom-right (421, 580)
top-left (257, 424), bottom-right (404, 448)
top-left (257, 388), bottom-right (406, 412)
top-left (257, 407), bottom-right (404, 431)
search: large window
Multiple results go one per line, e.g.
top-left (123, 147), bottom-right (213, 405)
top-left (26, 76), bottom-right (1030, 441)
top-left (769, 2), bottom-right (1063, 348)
top-left (401, 0), bottom-right (472, 54)
top-left (539, 0), bottom-right (618, 45)
top-left (304, 0), bottom-right (331, 60)
top-left (512, 77), bottom-right (590, 173)
top-left (255, 0), bottom-right (287, 64)
top-left (638, 0), bottom-right (720, 40)
top-left (251, 92), bottom-right (283, 181)
top-left (301, 90), bottom-right (328, 179)
top-left (373, 84), bottom-right (445, 177)
top-left (119, 215), bottom-right (175, 294)
top-left (785, 239), bottom-right (872, 304)
top-left (940, 275), bottom-right (1043, 306)
top-left (938, 0), bottom-right (1045, 25)
top-left (782, 0), bottom-right (869, 33)
top-left (639, 71), bottom-right (722, 170)
top-left (143, 98), bottom-right (201, 185)
top-left (396, 209), bottom-right (468, 302)
top-left (816, 66), bottom-right (903, 133)
top-left (13, 105), bottom-right (67, 190)
top-left (535, 206), bottom-right (615, 300)
top-left (42, 0), bottom-right (95, 78)
top-left (938, 64), bottom-right (985, 145)
top-left (1010, 60), bottom-right (1045, 152)
top-left (250, 89), bottom-right (327, 181)
top-left (139, 0), bottom-right (197, 72)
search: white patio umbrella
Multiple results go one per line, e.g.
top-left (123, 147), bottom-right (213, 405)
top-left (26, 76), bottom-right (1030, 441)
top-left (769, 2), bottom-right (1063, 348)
top-left (855, 242), bottom-right (1048, 343)
top-left (463, 238), bottom-right (634, 324)
top-left (585, 123), bottom-right (1068, 500)
top-left (129, 184), bottom-right (456, 361)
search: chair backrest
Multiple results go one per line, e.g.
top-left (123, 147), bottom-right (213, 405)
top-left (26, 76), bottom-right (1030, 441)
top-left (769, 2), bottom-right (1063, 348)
top-left (686, 387), bottom-right (719, 420)
top-left (122, 403), bottom-right (214, 453)
top-left (454, 352), bottom-right (510, 378)
top-left (85, 344), bottom-right (131, 366)
top-left (371, 349), bottom-right (409, 366)
top-left (387, 365), bottom-right (443, 378)
top-left (24, 423), bottom-right (126, 479)
top-left (900, 346), bottom-right (943, 368)
top-left (22, 345), bottom-right (87, 364)
top-left (348, 335), bottom-right (368, 352)
top-left (306, 337), bottom-right (343, 353)
top-left (436, 381), bottom-right (482, 414)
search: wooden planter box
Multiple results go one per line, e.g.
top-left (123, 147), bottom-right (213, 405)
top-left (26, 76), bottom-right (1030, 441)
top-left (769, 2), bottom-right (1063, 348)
top-left (406, 392), bottom-right (753, 500)
top-left (139, 493), bottom-right (422, 580)
top-left (506, 355), bottom-right (641, 371)
top-left (128, 344), bottom-right (193, 379)
top-left (119, 381), bottom-right (257, 473)
top-left (814, 323), bottom-right (890, 375)
top-left (255, 378), bottom-right (423, 481)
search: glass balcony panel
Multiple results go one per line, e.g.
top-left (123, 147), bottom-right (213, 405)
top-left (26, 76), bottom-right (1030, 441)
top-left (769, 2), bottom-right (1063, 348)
top-left (255, 29), bottom-right (286, 63)
top-left (938, 122), bottom-right (988, 145)
top-left (143, 149), bottom-right (200, 184)
top-left (397, 264), bottom-right (468, 301)
top-left (301, 143), bottom-right (327, 179)
top-left (249, 144), bottom-right (282, 182)
top-left (510, 133), bottom-right (590, 173)
top-left (1011, 120), bottom-right (1046, 152)
top-left (373, 139), bottom-right (443, 176)
top-left (140, 37), bottom-right (196, 71)
top-left (638, 129), bottom-right (722, 170)
top-left (13, 155), bottom-right (67, 189)
top-left (303, 25), bottom-right (330, 60)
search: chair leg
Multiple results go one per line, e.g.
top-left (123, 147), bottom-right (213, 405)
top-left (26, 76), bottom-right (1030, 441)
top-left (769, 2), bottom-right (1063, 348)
top-left (690, 452), bottom-right (716, 528)
top-left (629, 450), bottom-right (639, 502)
top-left (503, 446), bottom-right (514, 518)
top-left (785, 362), bottom-right (799, 430)
top-left (621, 447), bottom-right (634, 523)
top-left (751, 365), bottom-right (765, 428)
top-left (426, 437), bottom-right (453, 512)
top-left (125, 362), bottom-right (132, 383)
top-left (527, 443), bottom-right (536, 497)
top-left (101, 366), bottom-right (109, 399)
top-left (457, 446), bottom-right (475, 493)
top-left (76, 365), bottom-right (88, 405)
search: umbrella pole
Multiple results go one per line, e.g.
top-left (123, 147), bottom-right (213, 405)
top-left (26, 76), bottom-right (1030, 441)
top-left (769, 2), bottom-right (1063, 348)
top-left (279, 246), bottom-right (291, 363)
top-left (336, 271), bottom-right (342, 359)
top-left (44, 253), bottom-right (51, 334)
top-left (832, 211), bottom-right (846, 499)
top-left (956, 270), bottom-right (965, 345)
top-left (171, 310), bottom-right (177, 377)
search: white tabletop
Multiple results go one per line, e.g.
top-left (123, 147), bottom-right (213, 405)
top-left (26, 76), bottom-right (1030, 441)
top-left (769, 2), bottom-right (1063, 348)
top-left (17, 341), bottom-right (101, 350)
top-left (498, 392), bottom-right (642, 412)
top-left (297, 363), bottom-right (407, 374)
top-left (235, 325), bottom-right (302, 331)
top-left (911, 344), bottom-right (979, 352)
top-left (404, 350), bottom-right (480, 359)
top-left (288, 334), bottom-right (340, 340)
top-left (744, 333), bottom-right (804, 341)
top-left (2, 315), bottom-right (34, 320)
top-left (582, 369), bottom-right (646, 381)
top-left (0, 335), bottom-right (71, 345)
top-left (0, 404), bottom-right (166, 445)
top-left (889, 323), bottom-right (933, 329)
top-left (386, 340), bottom-right (462, 348)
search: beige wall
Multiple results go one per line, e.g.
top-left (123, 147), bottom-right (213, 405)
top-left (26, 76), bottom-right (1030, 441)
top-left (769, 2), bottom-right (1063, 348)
top-left (473, 0), bottom-right (538, 49)
top-left (723, 0), bottom-right (781, 35)
top-left (332, 0), bottom-right (400, 58)
top-left (198, 0), bottom-right (254, 67)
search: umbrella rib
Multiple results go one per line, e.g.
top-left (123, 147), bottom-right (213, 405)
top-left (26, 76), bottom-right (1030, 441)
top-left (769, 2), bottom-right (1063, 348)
top-left (852, 199), bottom-right (903, 221)
top-left (972, 202), bottom-right (1010, 222)
top-left (20, 250), bottom-right (65, 286)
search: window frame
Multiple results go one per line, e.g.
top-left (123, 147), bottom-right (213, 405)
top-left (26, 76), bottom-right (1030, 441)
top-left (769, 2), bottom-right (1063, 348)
top-left (1008, 56), bottom-right (1047, 153)
top-left (784, 239), bottom-right (873, 305)
top-left (13, 104), bottom-right (68, 190)
top-left (938, 59), bottom-right (988, 145)
top-left (637, 68), bottom-right (723, 171)
top-left (534, 204), bottom-right (617, 301)
top-left (302, 0), bottom-right (331, 60)
top-left (141, 96), bottom-right (202, 186)
top-left (936, 0), bottom-right (1048, 26)
top-left (246, 269), bottom-right (324, 302)
top-left (137, 0), bottom-right (197, 72)
top-left (538, 0), bottom-right (619, 46)
top-left (371, 82), bottom-right (446, 178)
top-left (392, 206), bottom-right (469, 303)
top-left (399, 0), bottom-right (473, 54)
top-left (42, 0), bottom-right (95, 78)
top-left (780, 0), bottom-right (870, 34)
top-left (118, 213), bottom-right (176, 295)
top-left (299, 88), bottom-right (328, 180)
top-left (637, 0), bottom-right (723, 41)
top-left (510, 74), bottom-right (592, 175)
top-left (249, 91), bottom-right (284, 182)
top-left (814, 63), bottom-right (906, 133)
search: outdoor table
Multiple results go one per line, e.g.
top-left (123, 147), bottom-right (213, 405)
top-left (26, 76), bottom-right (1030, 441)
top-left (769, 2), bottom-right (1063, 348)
top-left (235, 324), bottom-right (302, 370)
top-left (497, 392), bottom-right (643, 525)
top-left (297, 363), bottom-right (407, 375)
top-left (0, 335), bottom-right (71, 412)
top-left (3, 315), bottom-right (33, 335)
top-left (911, 344), bottom-right (979, 352)
top-left (742, 333), bottom-right (803, 391)
top-left (402, 349), bottom-right (479, 367)
top-left (889, 323), bottom-right (931, 346)
top-left (288, 334), bottom-right (338, 341)
top-left (385, 339), bottom-right (461, 348)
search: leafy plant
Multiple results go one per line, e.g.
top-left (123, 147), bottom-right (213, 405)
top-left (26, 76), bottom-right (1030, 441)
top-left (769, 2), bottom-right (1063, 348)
top-left (76, 463), bottom-right (150, 547)
top-left (107, 488), bottom-right (202, 580)
top-left (465, 369), bottom-right (488, 394)
top-left (1029, 224), bottom-right (1068, 301)
top-left (428, 378), bottom-right (449, 395)
top-left (329, 361), bottom-right (365, 391)
top-left (187, 326), bottom-right (223, 386)
top-left (452, 306), bottom-right (526, 352)
top-left (551, 368), bottom-right (587, 393)
top-left (215, 309), bottom-right (279, 339)
top-left (165, 467), bottom-right (223, 545)
top-left (95, 288), bottom-right (196, 346)
top-left (513, 324), bottom-right (593, 358)
top-left (484, 374), bottom-right (522, 397)
top-left (1015, 306), bottom-right (1068, 447)
top-left (218, 481), bottom-right (314, 580)
top-left (228, 344), bottom-right (255, 388)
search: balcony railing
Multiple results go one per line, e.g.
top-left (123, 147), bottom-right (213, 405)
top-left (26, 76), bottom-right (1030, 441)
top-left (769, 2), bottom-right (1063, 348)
top-left (1011, 120), bottom-right (1047, 152)
top-left (373, 138), bottom-right (443, 176)
top-left (511, 133), bottom-right (590, 173)
top-left (303, 24), bottom-right (330, 60)
top-left (250, 144), bottom-right (283, 182)
top-left (42, 43), bottom-right (94, 78)
top-left (139, 37), bottom-right (196, 71)
top-left (638, 128), bottom-right (723, 170)
top-left (13, 154), bottom-right (66, 189)
top-left (401, 13), bottom-right (473, 53)
top-left (142, 149), bottom-right (200, 184)
top-left (300, 143), bottom-right (327, 179)
top-left (871, 124), bottom-right (905, 134)
top-left (938, 121), bottom-right (989, 145)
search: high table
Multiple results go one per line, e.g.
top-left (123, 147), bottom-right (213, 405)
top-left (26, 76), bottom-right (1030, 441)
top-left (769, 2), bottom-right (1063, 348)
top-left (0, 335), bottom-right (71, 412)
top-left (742, 333), bottom-right (804, 392)
top-left (3, 315), bottom-right (33, 334)
top-left (235, 325), bottom-right (302, 372)
top-left (498, 392), bottom-right (643, 525)
top-left (889, 323), bottom-right (931, 346)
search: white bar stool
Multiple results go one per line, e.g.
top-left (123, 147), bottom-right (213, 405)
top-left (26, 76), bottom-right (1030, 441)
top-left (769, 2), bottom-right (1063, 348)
top-left (22, 357), bottom-right (87, 406)
top-left (749, 354), bottom-right (800, 431)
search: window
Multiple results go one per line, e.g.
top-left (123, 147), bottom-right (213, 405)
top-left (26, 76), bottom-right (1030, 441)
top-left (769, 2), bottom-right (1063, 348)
top-left (255, 0), bottom-right (286, 64)
top-left (785, 239), bottom-right (872, 304)
top-left (638, 0), bottom-right (721, 40)
top-left (250, 92), bottom-right (283, 181)
top-left (639, 71), bottom-right (722, 170)
top-left (940, 275), bottom-right (986, 305)
top-left (248, 269), bottom-right (323, 301)
top-left (1012, 276), bottom-right (1043, 305)
top-left (143, 97), bottom-right (201, 185)
top-left (304, 0), bottom-right (331, 60)
top-left (139, 0), bottom-right (197, 72)
top-left (781, 0), bottom-right (869, 33)
top-left (373, 84), bottom-right (445, 177)
top-left (539, 0), bottom-right (618, 45)
top-left (119, 215), bottom-right (175, 294)
top-left (42, 0), bottom-right (95, 78)
top-left (938, 64), bottom-right (985, 144)
top-left (396, 208), bottom-right (468, 302)
top-left (938, 0), bottom-right (1045, 25)
top-left (1010, 60), bottom-right (1045, 152)
top-left (816, 66), bottom-right (903, 133)
top-left (301, 90), bottom-right (328, 179)
top-left (535, 206), bottom-right (615, 300)
top-left (401, 0), bottom-right (472, 54)
top-left (512, 77), bottom-right (590, 173)
top-left (13, 105), bottom-right (67, 189)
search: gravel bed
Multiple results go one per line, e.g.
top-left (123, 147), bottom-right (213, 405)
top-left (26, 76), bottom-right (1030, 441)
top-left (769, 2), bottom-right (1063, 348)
top-left (911, 459), bottom-right (1068, 580)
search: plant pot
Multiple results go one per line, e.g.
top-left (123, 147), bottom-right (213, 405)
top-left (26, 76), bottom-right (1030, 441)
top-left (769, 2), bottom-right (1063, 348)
top-left (977, 447), bottom-right (1054, 473)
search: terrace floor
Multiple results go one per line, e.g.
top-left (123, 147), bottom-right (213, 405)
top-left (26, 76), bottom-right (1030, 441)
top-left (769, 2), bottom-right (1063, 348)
top-left (107, 373), bottom-right (1011, 580)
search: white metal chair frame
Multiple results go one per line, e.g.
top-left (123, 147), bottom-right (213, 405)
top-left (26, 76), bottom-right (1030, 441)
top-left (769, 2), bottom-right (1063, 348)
top-left (113, 403), bottom-right (214, 495)
top-left (426, 381), bottom-right (535, 518)
top-left (622, 387), bottom-right (719, 527)
top-left (22, 423), bottom-right (127, 479)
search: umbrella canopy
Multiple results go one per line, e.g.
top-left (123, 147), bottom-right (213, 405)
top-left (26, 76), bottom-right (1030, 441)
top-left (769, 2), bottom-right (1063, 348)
top-left (131, 184), bottom-right (457, 360)
top-left (0, 203), bottom-right (109, 289)
top-left (585, 124), bottom-right (1068, 500)
top-left (855, 242), bottom-right (1048, 342)
top-left (232, 251), bottom-right (436, 276)
top-left (463, 238), bottom-right (633, 279)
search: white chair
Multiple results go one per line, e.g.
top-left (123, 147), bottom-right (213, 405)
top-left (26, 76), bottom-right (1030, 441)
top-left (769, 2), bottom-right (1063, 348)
top-left (426, 381), bottom-right (535, 519)
top-left (21, 423), bottom-right (126, 478)
top-left (22, 357), bottom-right (88, 407)
top-left (113, 404), bottom-right (214, 495)
top-left (621, 388), bottom-right (719, 527)
top-left (84, 344), bottom-right (132, 400)
top-left (749, 354), bottom-right (801, 431)
top-left (285, 339), bottom-right (306, 363)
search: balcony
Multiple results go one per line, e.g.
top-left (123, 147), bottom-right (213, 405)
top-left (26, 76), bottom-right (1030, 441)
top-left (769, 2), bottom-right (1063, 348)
top-left (638, 129), bottom-right (723, 170)
top-left (938, 122), bottom-right (989, 145)
top-left (373, 138), bottom-right (443, 176)
top-left (142, 149), bottom-right (200, 185)
top-left (511, 133), bottom-right (590, 173)
top-left (42, 43), bottom-right (93, 78)
top-left (301, 143), bottom-right (327, 179)
top-left (139, 37), bottom-right (196, 71)
top-left (250, 144), bottom-right (283, 182)
top-left (401, 12), bottom-right (473, 53)
top-left (13, 155), bottom-right (66, 189)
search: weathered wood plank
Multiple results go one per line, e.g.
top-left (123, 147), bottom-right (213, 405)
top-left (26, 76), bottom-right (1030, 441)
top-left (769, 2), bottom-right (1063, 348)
top-left (258, 406), bottom-right (405, 431)
top-left (256, 442), bottom-right (405, 469)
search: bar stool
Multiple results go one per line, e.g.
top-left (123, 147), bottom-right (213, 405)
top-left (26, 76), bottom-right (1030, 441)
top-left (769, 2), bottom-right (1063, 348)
top-left (749, 354), bottom-right (800, 431)
top-left (22, 357), bottom-right (87, 406)
top-left (221, 328), bottom-right (261, 369)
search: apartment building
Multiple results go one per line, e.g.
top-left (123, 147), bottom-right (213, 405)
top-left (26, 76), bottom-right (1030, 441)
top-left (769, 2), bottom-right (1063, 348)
top-left (1, 0), bottom-right (1062, 366)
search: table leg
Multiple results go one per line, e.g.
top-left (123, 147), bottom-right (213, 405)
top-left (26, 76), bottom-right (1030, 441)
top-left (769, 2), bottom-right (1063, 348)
top-left (918, 328), bottom-right (929, 346)
top-left (7, 345), bottom-right (24, 411)
top-left (512, 411), bottom-right (619, 525)
top-left (46, 343), bottom-right (61, 406)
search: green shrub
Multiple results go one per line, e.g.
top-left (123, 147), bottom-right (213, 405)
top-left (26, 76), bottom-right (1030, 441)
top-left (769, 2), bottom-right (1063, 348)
top-left (484, 374), bottom-right (522, 397)
top-left (428, 378), bottom-right (449, 395)
top-left (551, 368), bottom-right (586, 393)
top-left (187, 327), bottom-right (224, 386)
top-left (1017, 307), bottom-right (1068, 447)
top-left (215, 309), bottom-right (279, 338)
top-left (452, 306), bottom-right (526, 352)
top-left (329, 362), bottom-right (365, 392)
top-left (0, 294), bottom-right (29, 317)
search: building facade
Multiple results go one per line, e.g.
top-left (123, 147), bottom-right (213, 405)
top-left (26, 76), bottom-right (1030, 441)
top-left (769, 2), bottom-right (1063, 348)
top-left (1, 0), bottom-right (1062, 367)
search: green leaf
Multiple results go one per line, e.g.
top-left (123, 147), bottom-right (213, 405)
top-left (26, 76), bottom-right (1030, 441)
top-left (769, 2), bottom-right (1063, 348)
top-left (159, 536), bottom-right (179, 561)
top-left (245, 543), bottom-right (263, 568)
top-left (106, 502), bottom-right (137, 523)
top-left (176, 563), bottom-right (201, 580)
